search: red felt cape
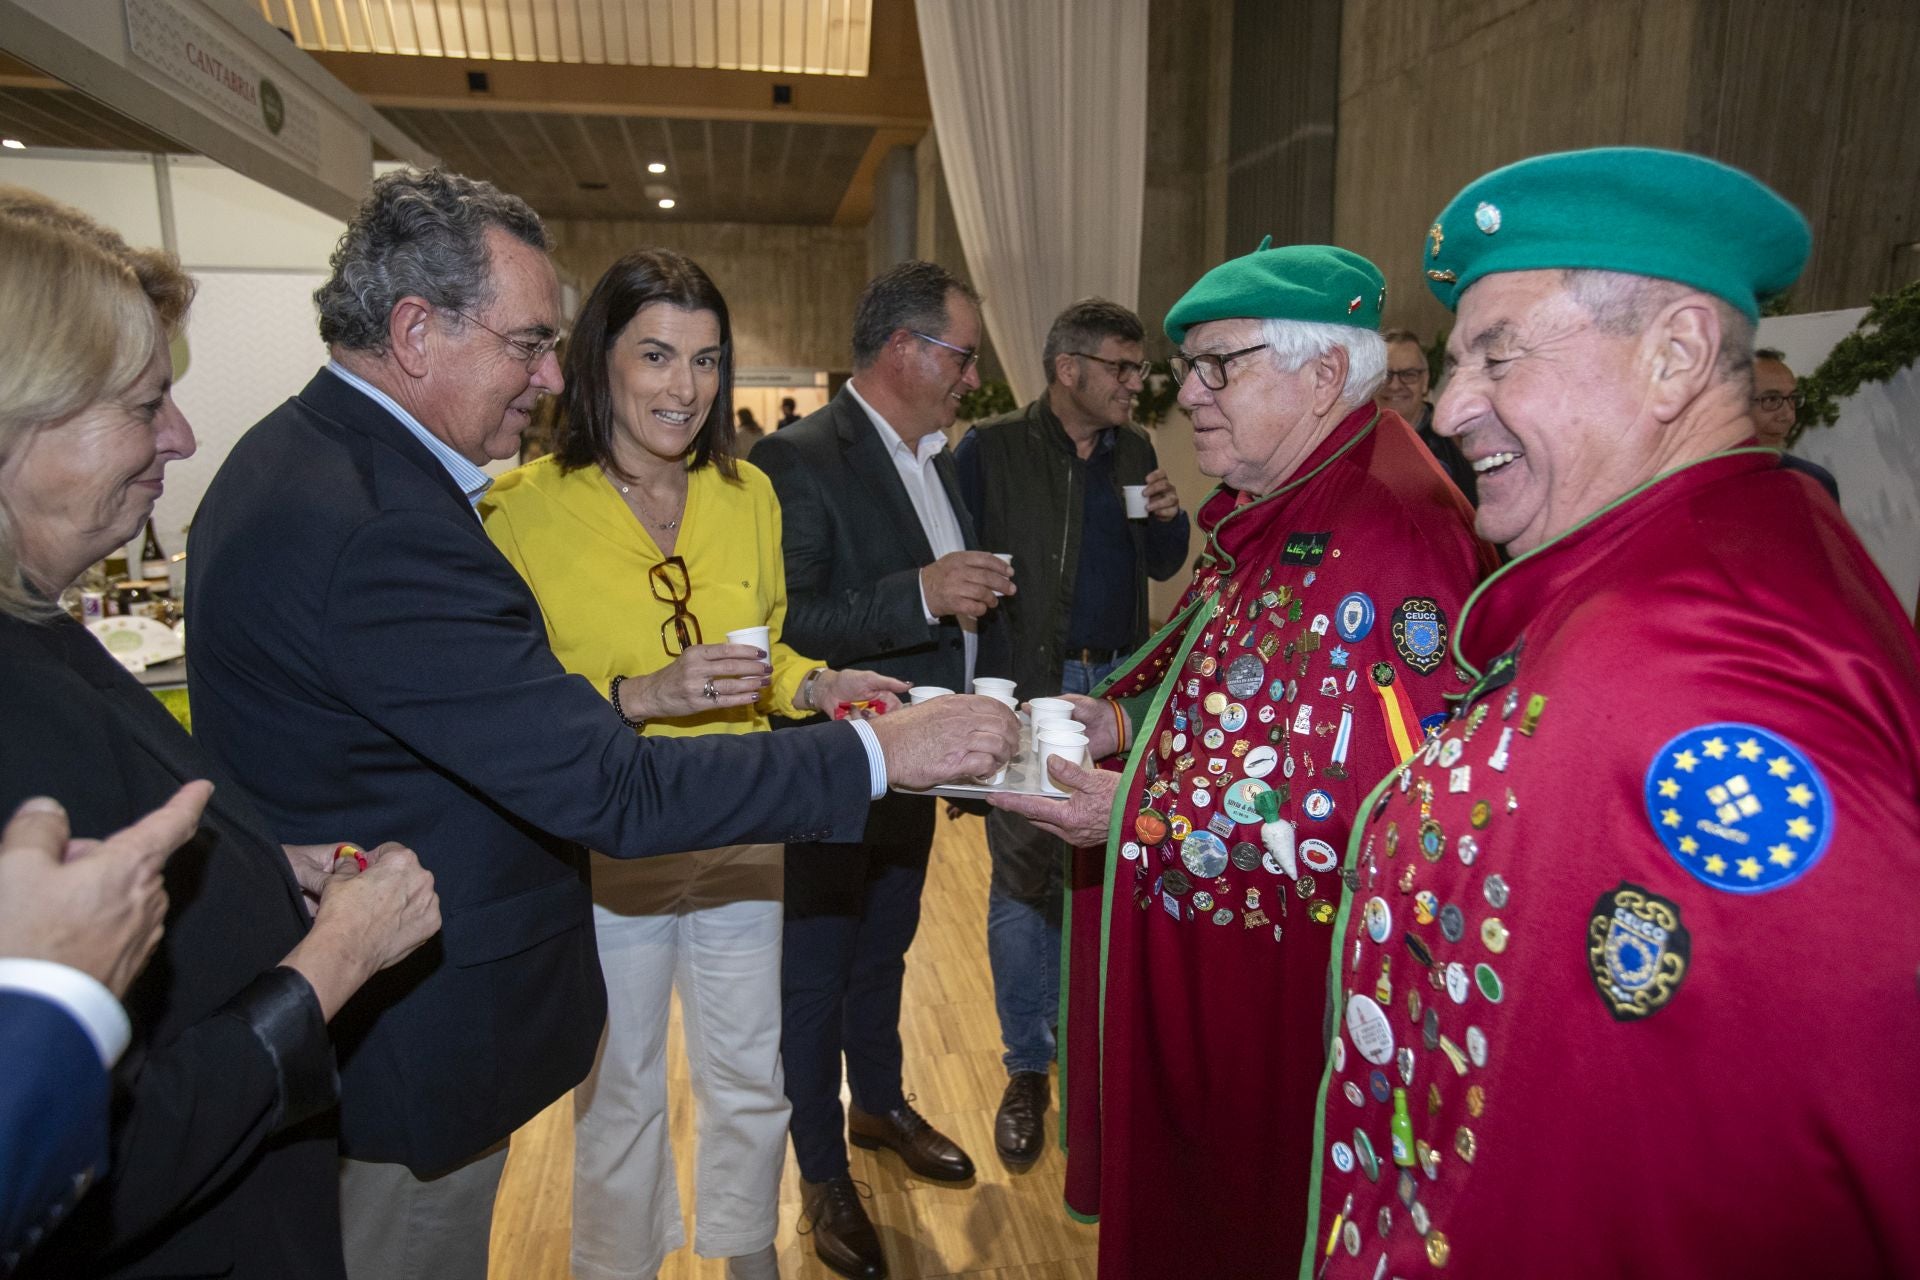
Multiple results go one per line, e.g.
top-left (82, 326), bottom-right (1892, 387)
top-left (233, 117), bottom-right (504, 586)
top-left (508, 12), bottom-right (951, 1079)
top-left (1302, 450), bottom-right (1920, 1278)
top-left (1061, 406), bottom-right (1494, 1276)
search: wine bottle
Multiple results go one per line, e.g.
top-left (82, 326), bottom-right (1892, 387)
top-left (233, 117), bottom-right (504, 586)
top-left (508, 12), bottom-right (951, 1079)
top-left (141, 519), bottom-right (168, 580)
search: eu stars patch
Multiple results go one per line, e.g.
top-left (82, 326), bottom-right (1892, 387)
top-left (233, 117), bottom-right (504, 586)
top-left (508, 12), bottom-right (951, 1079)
top-left (1587, 881), bottom-right (1689, 1020)
top-left (1643, 722), bottom-right (1833, 894)
top-left (1391, 598), bottom-right (1448, 674)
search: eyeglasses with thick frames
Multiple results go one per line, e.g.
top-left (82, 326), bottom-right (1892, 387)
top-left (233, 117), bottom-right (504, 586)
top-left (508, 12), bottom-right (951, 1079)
top-left (1751, 391), bottom-right (1803, 413)
top-left (1070, 351), bottom-right (1152, 384)
top-left (451, 309), bottom-right (560, 367)
top-left (1169, 343), bottom-right (1270, 391)
top-left (909, 330), bottom-right (980, 374)
top-left (1382, 365), bottom-right (1429, 388)
top-left (649, 556), bottom-right (703, 655)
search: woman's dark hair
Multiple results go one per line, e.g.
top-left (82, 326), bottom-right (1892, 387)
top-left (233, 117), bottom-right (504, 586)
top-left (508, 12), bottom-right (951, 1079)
top-left (553, 248), bottom-right (737, 479)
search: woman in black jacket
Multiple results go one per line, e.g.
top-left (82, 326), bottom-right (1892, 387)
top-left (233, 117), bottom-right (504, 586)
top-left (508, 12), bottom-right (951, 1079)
top-left (0, 195), bottom-right (441, 1277)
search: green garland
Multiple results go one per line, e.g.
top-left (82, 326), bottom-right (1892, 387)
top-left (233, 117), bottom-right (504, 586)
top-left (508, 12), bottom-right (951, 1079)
top-left (956, 380), bottom-right (1017, 422)
top-left (955, 360), bottom-right (1183, 429)
top-left (1794, 280), bottom-right (1920, 439)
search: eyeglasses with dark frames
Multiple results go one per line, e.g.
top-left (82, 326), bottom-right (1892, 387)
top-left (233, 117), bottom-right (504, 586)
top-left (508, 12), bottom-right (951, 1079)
top-left (1751, 391), bottom-right (1804, 413)
top-left (908, 329), bottom-right (980, 374)
top-left (1169, 343), bottom-right (1271, 391)
top-left (649, 555), bottom-right (703, 655)
top-left (451, 308), bottom-right (560, 367)
top-left (1382, 365), bottom-right (1429, 388)
top-left (1069, 351), bottom-right (1153, 384)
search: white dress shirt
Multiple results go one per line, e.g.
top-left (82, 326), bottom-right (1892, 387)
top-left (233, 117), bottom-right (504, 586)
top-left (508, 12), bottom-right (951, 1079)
top-left (0, 958), bottom-right (130, 1067)
top-left (845, 382), bottom-right (977, 690)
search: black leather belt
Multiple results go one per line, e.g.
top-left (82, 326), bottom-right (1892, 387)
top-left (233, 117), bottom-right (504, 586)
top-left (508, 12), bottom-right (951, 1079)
top-left (1068, 647), bottom-right (1124, 665)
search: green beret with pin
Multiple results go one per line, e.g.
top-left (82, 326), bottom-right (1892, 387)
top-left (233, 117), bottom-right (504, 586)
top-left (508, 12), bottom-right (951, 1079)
top-left (1421, 146), bottom-right (1810, 322)
top-left (1165, 238), bottom-right (1388, 344)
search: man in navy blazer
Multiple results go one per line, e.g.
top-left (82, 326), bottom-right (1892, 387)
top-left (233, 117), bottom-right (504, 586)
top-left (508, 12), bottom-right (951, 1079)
top-left (185, 171), bottom-right (1014, 1280)
top-left (0, 785), bottom-right (207, 1273)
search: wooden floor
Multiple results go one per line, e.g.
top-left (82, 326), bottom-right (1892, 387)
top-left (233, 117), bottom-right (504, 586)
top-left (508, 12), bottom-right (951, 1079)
top-left (488, 810), bottom-right (1100, 1279)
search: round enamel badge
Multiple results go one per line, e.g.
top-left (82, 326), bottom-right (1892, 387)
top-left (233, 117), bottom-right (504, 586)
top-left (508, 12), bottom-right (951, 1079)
top-left (1642, 722), bottom-right (1833, 893)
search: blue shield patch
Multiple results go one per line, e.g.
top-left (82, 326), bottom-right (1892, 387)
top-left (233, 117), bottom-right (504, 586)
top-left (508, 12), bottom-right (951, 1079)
top-left (1336, 592), bottom-right (1376, 642)
top-left (1587, 881), bottom-right (1690, 1020)
top-left (1642, 722), bottom-right (1833, 893)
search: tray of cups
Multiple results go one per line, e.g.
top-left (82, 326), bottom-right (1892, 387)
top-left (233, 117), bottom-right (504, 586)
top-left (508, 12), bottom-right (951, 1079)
top-left (892, 688), bottom-right (1088, 800)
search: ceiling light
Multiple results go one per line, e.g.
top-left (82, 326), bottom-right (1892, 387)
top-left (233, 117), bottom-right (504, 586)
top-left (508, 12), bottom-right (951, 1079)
top-left (1, 139), bottom-right (24, 150)
top-left (658, 198), bottom-right (676, 210)
top-left (647, 162), bottom-right (666, 174)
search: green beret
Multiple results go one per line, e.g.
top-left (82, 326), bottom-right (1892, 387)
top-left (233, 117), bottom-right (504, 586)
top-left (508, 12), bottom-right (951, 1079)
top-left (1422, 147), bottom-right (1809, 322)
top-left (1166, 239), bottom-right (1387, 345)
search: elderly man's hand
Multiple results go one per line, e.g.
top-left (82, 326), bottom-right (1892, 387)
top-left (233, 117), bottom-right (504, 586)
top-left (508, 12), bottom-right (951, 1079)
top-left (870, 695), bottom-right (1020, 789)
top-left (1054, 693), bottom-right (1127, 760)
top-left (1143, 468), bottom-right (1182, 521)
top-left (989, 757), bottom-right (1121, 847)
top-left (0, 782), bottom-right (210, 998)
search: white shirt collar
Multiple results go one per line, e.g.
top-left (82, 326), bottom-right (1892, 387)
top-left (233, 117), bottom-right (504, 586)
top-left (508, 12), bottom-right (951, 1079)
top-left (326, 361), bottom-right (494, 509)
top-left (847, 380), bottom-right (946, 466)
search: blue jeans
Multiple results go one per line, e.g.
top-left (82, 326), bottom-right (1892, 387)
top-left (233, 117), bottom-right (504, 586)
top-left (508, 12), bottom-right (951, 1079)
top-left (985, 656), bottom-right (1122, 1076)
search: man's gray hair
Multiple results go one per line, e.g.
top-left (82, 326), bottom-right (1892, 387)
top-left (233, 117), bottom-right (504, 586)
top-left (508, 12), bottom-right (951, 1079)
top-left (1042, 298), bottom-right (1144, 384)
top-left (1561, 269), bottom-right (1755, 379)
top-left (315, 168), bottom-right (549, 353)
top-left (1258, 318), bottom-right (1388, 405)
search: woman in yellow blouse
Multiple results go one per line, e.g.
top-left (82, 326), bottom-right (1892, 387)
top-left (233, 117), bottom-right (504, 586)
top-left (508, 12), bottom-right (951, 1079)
top-left (481, 250), bottom-right (903, 1280)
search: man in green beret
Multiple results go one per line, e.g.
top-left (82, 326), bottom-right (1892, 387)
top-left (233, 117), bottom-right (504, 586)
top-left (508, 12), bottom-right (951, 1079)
top-left (993, 243), bottom-right (1495, 1278)
top-left (1301, 148), bottom-right (1920, 1278)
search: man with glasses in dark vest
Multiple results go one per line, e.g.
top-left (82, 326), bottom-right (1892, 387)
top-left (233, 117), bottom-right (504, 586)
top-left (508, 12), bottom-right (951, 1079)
top-left (953, 298), bottom-right (1190, 1169)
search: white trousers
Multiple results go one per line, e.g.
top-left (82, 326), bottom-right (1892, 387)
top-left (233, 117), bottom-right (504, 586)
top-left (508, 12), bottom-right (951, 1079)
top-left (571, 844), bottom-right (788, 1280)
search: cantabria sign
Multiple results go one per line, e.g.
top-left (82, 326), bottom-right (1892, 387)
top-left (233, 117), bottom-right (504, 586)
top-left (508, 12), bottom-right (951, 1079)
top-left (124, 0), bottom-right (320, 169)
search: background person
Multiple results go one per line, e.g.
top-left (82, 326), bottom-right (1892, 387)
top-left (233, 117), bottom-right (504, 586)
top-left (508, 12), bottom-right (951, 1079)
top-left (1377, 326), bottom-right (1477, 504)
top-left (482, 249), bottom-right (907, 1280)
top-left (1751, 346), bottom-right (1838, 499)
top-left (0, 198), bottom-right (440, 1280)
top-left (184, 171), bottom-right (1013, 1280)
top-left (953, 297), bottom-right (1189, 1167)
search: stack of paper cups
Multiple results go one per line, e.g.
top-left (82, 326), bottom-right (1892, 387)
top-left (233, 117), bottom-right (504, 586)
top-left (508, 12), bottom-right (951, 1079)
top-left (1036, 724), bottom-right (1090, 795)
top-left (1027, 696), bottom-right (1075, 753)
top-left (973, 685), bottom-right (1019, 785)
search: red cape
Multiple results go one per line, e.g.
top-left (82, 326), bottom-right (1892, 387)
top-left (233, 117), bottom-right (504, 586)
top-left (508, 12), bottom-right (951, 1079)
top-left (1302, 450), bottom-right (1920, 1278)
top-left (1063, 406), bottom-right (1494, 1276)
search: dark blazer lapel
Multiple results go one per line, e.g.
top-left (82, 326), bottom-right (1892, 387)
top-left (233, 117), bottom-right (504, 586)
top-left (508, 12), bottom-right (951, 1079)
top-left (832, 391), bottom-right (937, 566)
top-left (300, 369), bottom-right (479, 520)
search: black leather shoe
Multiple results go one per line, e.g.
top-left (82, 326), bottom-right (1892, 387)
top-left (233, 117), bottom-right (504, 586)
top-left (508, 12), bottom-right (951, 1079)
top-left (799, 1176), bottom-right (886, 1280)
top-left (847, 1098), bottom-right (976, 1181)
top-left (994, 1071), bottom-right (1051, 1168)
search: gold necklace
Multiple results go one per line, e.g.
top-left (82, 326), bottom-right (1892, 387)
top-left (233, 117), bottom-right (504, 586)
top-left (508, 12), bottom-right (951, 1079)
top-left (609, 470), bottom-right (684, 530)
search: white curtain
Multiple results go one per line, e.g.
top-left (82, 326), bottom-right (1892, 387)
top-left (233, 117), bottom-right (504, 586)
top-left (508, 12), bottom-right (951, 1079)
top-left (915, 0), bottom-right (1149, 405)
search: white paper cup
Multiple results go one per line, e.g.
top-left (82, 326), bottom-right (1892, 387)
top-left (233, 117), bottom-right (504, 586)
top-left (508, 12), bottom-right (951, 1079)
top-left (972, 677), bottom-right (1017, 699)
top-left (726, 625), bottom-right (771, 658)
top-left (1037, 726), bottom-right (1091, 794)
top-left (1027, 696), bottom-right (1074, 719)
top-left (1123, 485), bottom-right (1149, 519)
top-left (992, 552), bottom-right (1013, 596)
top-left (907, 685), bottom-right (954, 704)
